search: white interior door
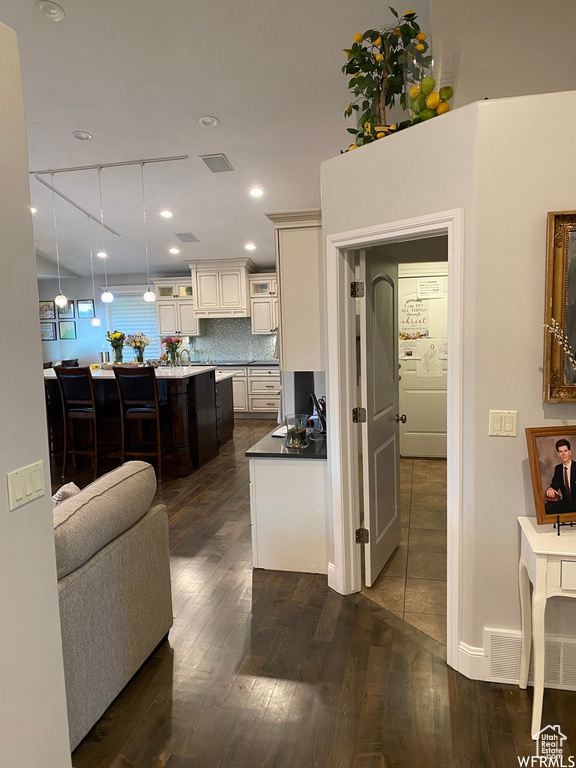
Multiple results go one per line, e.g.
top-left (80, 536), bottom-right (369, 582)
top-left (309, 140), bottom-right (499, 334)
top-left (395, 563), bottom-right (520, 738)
top-left (360, 250), bottom-right (402, 587)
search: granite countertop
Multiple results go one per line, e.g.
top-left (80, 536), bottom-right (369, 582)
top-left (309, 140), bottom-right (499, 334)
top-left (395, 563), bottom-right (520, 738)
top-left (245, 428), bottom-right (327, 460)
top-left (189, 360), bottom-right (279, 367)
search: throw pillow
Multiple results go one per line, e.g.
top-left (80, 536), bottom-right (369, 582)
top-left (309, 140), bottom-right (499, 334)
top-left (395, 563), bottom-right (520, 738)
top-left (52, 482), bottom-right (81, 508)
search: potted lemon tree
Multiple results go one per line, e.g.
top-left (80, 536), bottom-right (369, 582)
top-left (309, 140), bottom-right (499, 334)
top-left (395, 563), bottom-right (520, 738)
top-left (343, 7), bottom-right (432, 148)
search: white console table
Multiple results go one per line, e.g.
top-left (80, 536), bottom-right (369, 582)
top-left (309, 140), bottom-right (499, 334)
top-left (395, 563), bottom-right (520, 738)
top-left (518, 516), bottom-right (576, 737)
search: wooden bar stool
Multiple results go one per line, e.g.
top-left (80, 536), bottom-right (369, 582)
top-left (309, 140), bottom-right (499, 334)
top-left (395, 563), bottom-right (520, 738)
top-left (113, 366), bottom-right (164, 483)
top-left (55, 366), bottom-right (102, 480)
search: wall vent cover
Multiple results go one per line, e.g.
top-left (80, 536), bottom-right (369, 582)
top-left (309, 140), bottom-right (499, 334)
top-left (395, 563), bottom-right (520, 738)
top-left (175, 232), bottom-right (199, 243)
top-left (485, 628), bottom-right (575, 690)
top-left (199, 153), bottom-right (235, 173)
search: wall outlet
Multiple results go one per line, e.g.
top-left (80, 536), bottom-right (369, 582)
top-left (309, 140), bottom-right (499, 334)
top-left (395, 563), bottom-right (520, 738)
top-left (6, 460), bottom-right (45, 511)
top-left (489, 410), bottom-right (517, 437)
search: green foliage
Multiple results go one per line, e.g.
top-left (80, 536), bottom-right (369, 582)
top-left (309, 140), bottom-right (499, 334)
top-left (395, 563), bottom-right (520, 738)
top-left (342, 7), bottom-right (429, 149)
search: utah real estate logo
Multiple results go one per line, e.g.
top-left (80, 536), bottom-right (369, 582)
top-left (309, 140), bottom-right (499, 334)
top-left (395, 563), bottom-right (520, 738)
top-left (518, 725), bottom-right (572, 767)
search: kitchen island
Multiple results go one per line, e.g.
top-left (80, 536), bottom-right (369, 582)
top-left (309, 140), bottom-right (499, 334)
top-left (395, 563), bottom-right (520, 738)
top-left (45, 366), bottom-right (221, 476)
top-left (245, 428), bottom-right (328, 574)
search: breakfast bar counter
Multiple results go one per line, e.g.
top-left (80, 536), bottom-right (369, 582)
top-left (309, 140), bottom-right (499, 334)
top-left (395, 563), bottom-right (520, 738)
top-left (45, 366), bottom-right (219, 476)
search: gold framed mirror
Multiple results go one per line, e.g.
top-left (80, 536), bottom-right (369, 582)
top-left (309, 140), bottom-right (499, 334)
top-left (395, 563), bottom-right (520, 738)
top-left (543, 210), bottom-right (576, 401)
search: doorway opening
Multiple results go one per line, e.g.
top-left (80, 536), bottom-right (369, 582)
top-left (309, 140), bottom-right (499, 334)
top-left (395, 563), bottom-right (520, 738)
top-left (355, 238), bottom-right (448, 644)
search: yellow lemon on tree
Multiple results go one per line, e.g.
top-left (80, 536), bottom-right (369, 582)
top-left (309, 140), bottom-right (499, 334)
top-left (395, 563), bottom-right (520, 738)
top-left (349, 144), bottom-right (359, 151)
top-left (405, 10), bottom-right (415, 15)
top-left (421, 76), bottom-right (436, 95)
top-left (416, 32), bottom-right (426, 40)
top-left (426, 92), bottom-right (440, 110)
top-left (376, 132), bottom-right (385, 139)
top-left (395, 29), bottom-right (402, 37)
top-left (373, 36), bottom-right (382, 46)
top-left (409, 84), bottom-right (420, 99)
top-left (345, 49), bottom-right (352, 58)
top-left (389, 124), bottom-right (397, 130)
top-left (375, 53), bottom-right (383, 61)
top-left (353, 33), bottom-right (364, 42)
top-left (353, 72), bottom-right (360, 77)
top-left (436, 102), bottom-right (450, 115)
top-left (415, 43), bottom-right (425, 51)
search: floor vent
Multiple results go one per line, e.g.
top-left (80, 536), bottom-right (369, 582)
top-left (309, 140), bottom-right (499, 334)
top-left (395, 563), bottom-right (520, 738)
top-left (485, 628), bottom-right (576, 690)
top-left (175, 232), bottom-right (199, 243)
top-left (199, 153), bottom-right (234, 173)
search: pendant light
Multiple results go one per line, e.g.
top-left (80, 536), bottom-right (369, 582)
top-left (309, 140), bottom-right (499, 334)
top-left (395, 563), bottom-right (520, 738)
top-left (87, 217), bottom-right (101, 326)
top-left (50, 172), bottom-right (67, 308)
top-left (97, 167), bottom-right (114, 303)
top-left (139, 163), bottom-right (156, 303)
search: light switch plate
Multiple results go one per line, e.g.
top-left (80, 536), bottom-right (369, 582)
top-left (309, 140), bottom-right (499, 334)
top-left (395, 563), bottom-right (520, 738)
top-left (7, 460), bottom-right (45, 511)
top-left (489, 410), bottom-right (517, 437)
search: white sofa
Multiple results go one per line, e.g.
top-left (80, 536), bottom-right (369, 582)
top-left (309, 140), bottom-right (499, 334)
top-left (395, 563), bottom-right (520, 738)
top-left (53, 461), bottom-right (173, 750)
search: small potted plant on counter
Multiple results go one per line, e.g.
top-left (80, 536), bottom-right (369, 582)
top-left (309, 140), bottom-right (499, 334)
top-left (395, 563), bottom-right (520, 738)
top-left (126, 332), bottom-right (153, 364)
top-left (106, 330), bottom-right (126, 364)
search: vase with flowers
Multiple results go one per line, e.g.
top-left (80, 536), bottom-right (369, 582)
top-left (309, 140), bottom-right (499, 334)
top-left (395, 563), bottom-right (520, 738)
top-left (106, 330), bottom-right (126, 364)
top-left (126, 332), bottom-right (153, 364)
top-left (162, 336), bottom-right (182, 368)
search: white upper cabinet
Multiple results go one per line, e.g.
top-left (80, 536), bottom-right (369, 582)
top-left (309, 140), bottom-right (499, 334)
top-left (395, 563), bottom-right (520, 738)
top-left (249, 274), bottom-right (277, 297)
top-left (248, 273), bottom-right (278, 334)
top-left (187, 258), bottom-right (256, 318)
top-left (154, 277), bottom-right (199, 336)
top-left (155, 278), bottom-right (194, 301)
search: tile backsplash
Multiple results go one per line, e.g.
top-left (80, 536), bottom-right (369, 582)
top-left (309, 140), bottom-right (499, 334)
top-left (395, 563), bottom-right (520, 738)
top-left (189, 318), bottom-right (277, 362)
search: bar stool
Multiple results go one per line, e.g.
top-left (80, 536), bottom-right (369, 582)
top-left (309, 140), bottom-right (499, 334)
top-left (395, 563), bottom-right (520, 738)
top-left (43, 361), bottom-right (53, 370)
top-left (113, 366), bottom-right (164, 482)
top-left (55, 366), bottom-right (102, 480)
top-left (60, 358), bottom-right (79, 367)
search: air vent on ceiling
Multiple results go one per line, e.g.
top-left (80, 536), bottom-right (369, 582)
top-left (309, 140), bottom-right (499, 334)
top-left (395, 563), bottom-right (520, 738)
top-left (199, 153), bottom-right (235, 173)
top-left (175, 232), bottom-right (199, 243)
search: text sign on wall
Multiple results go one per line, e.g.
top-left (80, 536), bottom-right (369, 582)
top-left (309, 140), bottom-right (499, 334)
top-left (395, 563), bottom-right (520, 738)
top-left (417, 278), bottom-right (443, 299)
top-left (399, 299), bottom-right (429, 338)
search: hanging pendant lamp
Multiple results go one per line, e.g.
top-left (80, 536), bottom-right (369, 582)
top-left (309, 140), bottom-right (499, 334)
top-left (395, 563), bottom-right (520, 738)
top-left (139, 163), bottom-right (156, 302)
top-left (87, 217), bottom-right (102, 326)
top-left (50, 172), bottom-right (67, 308)
top-left (97, 167), bottom-right (114, 303)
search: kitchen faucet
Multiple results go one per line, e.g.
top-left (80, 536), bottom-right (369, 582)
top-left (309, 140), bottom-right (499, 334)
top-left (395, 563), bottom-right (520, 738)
top-left (180, 349), bottom-right (190, 366)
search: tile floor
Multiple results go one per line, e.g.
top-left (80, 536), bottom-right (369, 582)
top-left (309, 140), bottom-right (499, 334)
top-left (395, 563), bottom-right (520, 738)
top-left (362, 457), bottom-right (447, 644)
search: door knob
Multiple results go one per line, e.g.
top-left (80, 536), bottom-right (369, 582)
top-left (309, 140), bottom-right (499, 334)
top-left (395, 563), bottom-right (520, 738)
top-left (396, 414), bottom-right (407, 423)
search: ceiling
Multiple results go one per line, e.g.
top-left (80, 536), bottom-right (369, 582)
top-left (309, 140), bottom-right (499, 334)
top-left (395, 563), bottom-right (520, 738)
top-left (0, 0), bottom-right (429, 278)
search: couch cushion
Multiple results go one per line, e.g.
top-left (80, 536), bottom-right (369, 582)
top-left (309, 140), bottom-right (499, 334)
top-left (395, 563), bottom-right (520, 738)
top-left (52, 481), bottom-right (81, 507)
top-left (53, 461), bottom-right (157, 579)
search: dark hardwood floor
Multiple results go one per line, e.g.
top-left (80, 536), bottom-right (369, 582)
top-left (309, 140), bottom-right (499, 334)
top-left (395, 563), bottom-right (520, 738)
top-left (55, 420), bottom-right (576, 767)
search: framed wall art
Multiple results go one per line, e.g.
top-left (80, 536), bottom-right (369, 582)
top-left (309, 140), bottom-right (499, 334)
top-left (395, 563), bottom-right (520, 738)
top-left (526, 425), bottom-right (576, 524)
top-left (59, 321), bottom-right (76, 340)
top-left (543, 210), bottom-right (576, 401)
top-left (40, 322), bottom-right (57, 341)
top-left (39, 300), bottom-right (55, 320)
top-left (77, 299), bottom-right (95, 318)
top-left (57, 300), bottom-right (75, 319)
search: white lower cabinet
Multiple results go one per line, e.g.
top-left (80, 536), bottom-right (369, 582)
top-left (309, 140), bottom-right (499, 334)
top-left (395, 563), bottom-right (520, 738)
top-left (249, 457), bottom-right (327, 573)
top-left (216, 366), bottom-right (281, 413)
top-left (232, 377), bottom-right (248, 412)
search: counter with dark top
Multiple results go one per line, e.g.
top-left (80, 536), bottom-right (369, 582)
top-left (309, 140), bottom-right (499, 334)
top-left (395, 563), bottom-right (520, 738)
top-left (245, 428), bottom-right (326, 460)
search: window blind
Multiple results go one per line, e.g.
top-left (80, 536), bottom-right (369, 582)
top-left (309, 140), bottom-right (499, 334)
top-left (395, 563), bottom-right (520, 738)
top-left (108, 295), bottom-right (160, 357)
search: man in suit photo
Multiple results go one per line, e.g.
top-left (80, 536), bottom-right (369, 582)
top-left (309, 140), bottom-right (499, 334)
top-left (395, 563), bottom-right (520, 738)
top-left (544, 438), bottom-right (576, 514)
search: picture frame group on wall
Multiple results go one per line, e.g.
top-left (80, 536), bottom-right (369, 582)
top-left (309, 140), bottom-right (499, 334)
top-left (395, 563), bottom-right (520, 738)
top-left (526, 425), bottom-right (576, 525)
top-left (59, 321), bottom-right (76, 340)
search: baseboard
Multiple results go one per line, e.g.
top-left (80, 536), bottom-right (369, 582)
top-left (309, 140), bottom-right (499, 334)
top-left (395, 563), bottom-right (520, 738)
top-left (327, 561), bottom-right (341, 593)
top-left (458, 641), bottom-right (486, 680)
top-left (484, 627), bottom-right (576, 690)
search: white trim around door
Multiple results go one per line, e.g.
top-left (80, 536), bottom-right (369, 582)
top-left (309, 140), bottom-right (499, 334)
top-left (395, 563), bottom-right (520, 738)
top-left (325, 208), bottom-right (464, 672)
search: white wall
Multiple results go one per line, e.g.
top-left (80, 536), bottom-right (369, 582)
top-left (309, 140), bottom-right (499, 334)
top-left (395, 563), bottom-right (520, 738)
top-left (321, 92), bottom-right (576, 652)
top-left (430, 0), bottom-right (576, 109)
top-left (0, 23), bottom-right (71, 767)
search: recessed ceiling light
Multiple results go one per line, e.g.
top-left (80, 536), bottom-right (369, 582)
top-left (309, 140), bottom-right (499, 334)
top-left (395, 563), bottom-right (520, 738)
top-left (199, 116), bottom-right (220, 128)
top-left (96, 251), bottom-right (107, 258)
top-left (72, 130), bottom-right (92, 141)
top-left (34, 1), bottom-right (65, 21)
top-left (30, 207), bottom-right (37, 213)
top-left (160, 210), bottom-right (173, 218)
top-left (249, 187), bottom-right (263, 198)
top-left (245, 242), bottom-right (256, 251)
top-left (169, 247), bottom-right (180, 254)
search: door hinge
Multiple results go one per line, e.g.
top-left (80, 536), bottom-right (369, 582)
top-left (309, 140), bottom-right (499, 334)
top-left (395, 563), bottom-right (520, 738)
top-left (352, 407), bottom-right (366, 423)
top-left (355, 528), bottom-right (369, 544)
top-left (350, 281), bottom-right (365, 298)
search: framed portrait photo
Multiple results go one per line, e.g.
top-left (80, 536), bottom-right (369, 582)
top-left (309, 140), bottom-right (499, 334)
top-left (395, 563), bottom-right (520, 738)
top-left (39, 300), bottom-right (55, 320)
top-left (40, 322), bottom-right (57, 341)
top-left (59, 321), bottom-right (77, 340)
top-left (77, 299), bottom-right (95, 319)
top-left (57, 300), bottom-right (75, 319)
top-left (526, 425), bottom-right (576, 525)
